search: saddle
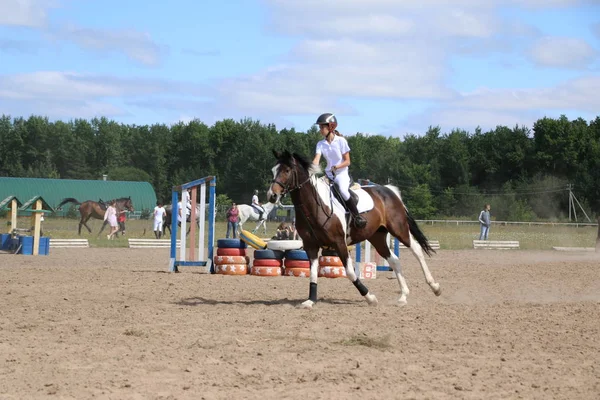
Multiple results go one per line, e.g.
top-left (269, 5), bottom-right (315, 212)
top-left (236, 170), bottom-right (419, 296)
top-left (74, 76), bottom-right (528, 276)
top-left (98, 199), bottom-right (108, 211)
top-left (322, 177), bottom-right (374, 214)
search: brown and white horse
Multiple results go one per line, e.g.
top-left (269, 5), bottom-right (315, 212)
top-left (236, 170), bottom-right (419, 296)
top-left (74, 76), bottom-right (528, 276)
top-left (267, 150), bottom-right (441, 309)
top-left (57, 197), bottom-right (134, 236)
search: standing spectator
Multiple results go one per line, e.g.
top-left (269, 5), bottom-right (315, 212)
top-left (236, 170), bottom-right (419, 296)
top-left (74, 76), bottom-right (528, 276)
top-left (117, 209), bottom-right (127, 236)
top-left (226, 203), bottom-right (239, 238)
top-left (478, 204), bottom-right (491, 240)
top-left (104, 200), bottom-right (119, 240)
top-left (153, 201), bottom-right (167, 239)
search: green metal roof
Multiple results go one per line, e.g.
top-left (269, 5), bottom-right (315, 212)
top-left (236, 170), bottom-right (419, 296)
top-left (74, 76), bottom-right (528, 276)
top-left (0, 177), bottom-right (157, 217)
top-left (0, 195), bottom-right (23, 211)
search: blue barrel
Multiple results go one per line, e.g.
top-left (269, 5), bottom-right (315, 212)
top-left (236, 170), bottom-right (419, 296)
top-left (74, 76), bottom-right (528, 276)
top-left (39, 237), bottom-right (50, 256)
top-left (18, 236), bottom-right (34, 255)
top-left (0, 233), bottom-right (10, 250)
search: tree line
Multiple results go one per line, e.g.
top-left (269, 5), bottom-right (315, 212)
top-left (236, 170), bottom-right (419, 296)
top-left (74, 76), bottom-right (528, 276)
top-left (1, 114), bottom-right (599, 221)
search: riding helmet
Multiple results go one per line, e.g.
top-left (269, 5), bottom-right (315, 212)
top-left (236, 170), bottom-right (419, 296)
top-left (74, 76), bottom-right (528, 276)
top-left (315, 113), bottom-right (337, 130)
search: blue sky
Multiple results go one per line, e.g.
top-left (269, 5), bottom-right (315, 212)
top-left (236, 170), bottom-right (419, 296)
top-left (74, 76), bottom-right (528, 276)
top-left (0, 0), bottom-right (599, 137)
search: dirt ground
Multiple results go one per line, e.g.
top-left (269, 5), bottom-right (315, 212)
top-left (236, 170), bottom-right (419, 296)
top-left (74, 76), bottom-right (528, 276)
top-left (1, 247), bottom-right (599, 400)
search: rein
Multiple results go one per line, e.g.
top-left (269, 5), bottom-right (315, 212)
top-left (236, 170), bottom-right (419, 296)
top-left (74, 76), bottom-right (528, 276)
top-left (272, 160), bottom-right (335, 244)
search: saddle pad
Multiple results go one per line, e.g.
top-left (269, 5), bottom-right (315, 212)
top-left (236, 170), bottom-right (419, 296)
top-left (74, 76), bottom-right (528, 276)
top-left (353, 187), bottom-right (374, 213)
top-left (321, 176), bottom-right (375, 214)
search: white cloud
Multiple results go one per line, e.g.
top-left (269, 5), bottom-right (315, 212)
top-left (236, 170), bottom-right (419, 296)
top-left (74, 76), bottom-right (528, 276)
top-left (52, 25), bottom-right (166, 66)
top-left (267, 2), bottom-right (502, 40)
top-left (397, 107), bottom-right (540, 135)
top-left (528, 36), bottom-right (598, 69)
top-left (0, 0), bottom-right (56, 28)
top-left (454, 76), bottom-right (600, 112)
top-left (0, 1), bottom-right (167, 66)
top-left (0, 38), bottom-right (39, 53)
top-left (0, 71), bottom-right (212, 119)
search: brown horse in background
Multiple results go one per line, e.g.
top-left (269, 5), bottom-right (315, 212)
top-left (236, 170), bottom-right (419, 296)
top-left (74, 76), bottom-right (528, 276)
top-left (57, 197), bottom-right (134, 235)
top-left (267, 150), bottom-right (441, 309)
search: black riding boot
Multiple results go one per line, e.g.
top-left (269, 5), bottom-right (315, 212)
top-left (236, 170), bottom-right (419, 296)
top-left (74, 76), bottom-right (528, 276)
top-left (345, 197), bottom-right (366, 228)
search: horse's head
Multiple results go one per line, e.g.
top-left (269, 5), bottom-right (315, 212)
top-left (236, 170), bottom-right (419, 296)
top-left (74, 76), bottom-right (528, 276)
top-left (268, 150), bottom-right (317, 203)
top-left (119, 197), bottom-right (134, 212)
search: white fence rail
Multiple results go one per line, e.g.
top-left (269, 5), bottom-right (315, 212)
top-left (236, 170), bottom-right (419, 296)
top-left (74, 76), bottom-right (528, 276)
top-left (416, 220), bottom-right (597, 228)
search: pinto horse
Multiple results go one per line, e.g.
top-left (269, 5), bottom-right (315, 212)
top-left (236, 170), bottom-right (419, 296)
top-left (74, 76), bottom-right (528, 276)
top-left (56, 197), bottom-right (134, 236)
top-left (267, 150), bottom-right (441, 309)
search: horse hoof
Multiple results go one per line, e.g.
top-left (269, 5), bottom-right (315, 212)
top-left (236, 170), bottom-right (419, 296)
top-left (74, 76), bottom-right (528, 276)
top-left (397, 298), bottom-right (408, 306)
top-left (365, 293), bottom-right (378, 306)
top-left (298, 300), bottom-right (314, 310)
top-left (431, 283), bottom-right (442, 296)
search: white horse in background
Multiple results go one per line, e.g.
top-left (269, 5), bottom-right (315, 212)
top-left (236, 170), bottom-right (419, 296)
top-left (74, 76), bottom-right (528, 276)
top-left (237, 200), bottom-right (279, 235)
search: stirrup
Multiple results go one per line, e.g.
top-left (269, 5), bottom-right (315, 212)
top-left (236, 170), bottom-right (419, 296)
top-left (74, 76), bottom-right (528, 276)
top-left (353, 215), bottom-right (367, 228)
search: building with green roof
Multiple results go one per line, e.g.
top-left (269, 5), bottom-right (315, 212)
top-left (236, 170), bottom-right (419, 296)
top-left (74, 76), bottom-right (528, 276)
top-left (0, 177), bottom-right (157, 217)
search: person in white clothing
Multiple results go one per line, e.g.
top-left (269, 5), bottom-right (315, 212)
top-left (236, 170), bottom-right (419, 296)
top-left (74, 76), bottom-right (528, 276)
top-left (153, 201), bottom-right (167, 239)
top-left (177, 191), bottom-right (191, 226)
top-left (251, 189), bottom-right (265, 220)
top-left (312, 113), bottom-right (366, 228)
top-left (103, 200), bottom-right (119, 240)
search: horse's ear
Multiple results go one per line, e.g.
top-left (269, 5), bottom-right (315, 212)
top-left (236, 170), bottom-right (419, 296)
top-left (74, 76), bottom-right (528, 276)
top-left (272, 149), bottom-right (282, 159)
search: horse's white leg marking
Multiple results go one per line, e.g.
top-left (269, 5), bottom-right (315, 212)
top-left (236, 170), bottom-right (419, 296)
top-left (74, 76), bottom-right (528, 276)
top-left (409, 234), bottom-right (441, 296)
top-left (345, 256), bottom-right (378, 306)
top-left (386, 252), bottom-right (410, 305)
top-left (299, 257), bottom-right (320, 309)
top-left (252, 219), bottom-right (262, 234)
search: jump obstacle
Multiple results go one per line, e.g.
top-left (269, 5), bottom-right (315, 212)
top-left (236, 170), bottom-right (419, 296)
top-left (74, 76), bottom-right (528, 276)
top-left (355, 233), bottom-right (400, 272)
top-left (168, 176), bottom-right (216, 273)
top-left (354, 235), bottom-right (441, 272)
top-left (1, 195), bottom-right (53, 255)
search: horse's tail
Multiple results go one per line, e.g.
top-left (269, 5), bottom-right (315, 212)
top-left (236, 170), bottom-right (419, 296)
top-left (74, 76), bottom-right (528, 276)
top-left (56, 197), bottom-right (81, 210)
top-left (385, 185), bottom-right (436, 257)
top-left (406, 211), bottom-right (436, 257)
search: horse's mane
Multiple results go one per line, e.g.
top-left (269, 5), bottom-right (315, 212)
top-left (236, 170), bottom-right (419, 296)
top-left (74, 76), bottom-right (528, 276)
top-left (277, 150), bottom-right (321, 177)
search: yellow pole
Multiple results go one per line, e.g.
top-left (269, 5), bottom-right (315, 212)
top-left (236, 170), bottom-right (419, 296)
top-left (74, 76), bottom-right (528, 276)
top-left (10, 199), bottom-right (17, 234)
top-left (32, 199), bottom-right (42, 256)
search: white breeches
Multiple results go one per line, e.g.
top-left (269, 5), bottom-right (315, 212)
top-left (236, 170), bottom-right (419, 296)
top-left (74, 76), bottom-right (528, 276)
top-left (327, 169), bottom-right (351, 201)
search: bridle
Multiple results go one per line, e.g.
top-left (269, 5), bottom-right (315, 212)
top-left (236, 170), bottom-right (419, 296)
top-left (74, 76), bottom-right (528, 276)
top-left (271, 161), bottom-right (310, 196)
top-left (271, 159), bottom-right (334, 223)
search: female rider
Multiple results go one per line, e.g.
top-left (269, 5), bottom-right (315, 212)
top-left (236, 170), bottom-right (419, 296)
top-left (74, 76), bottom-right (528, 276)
top-left (312, 113), bottom-right (366, 228)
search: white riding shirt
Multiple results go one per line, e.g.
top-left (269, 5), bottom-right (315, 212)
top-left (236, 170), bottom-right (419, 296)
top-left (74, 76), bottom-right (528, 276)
top-left (315, 135), bottom-right (350, 178)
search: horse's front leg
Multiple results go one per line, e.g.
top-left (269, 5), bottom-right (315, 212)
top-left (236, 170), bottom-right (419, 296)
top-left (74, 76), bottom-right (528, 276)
top-left (339, 245), bottom-right (378, 306)
top-left (252, 219), bottom-right (262, 234)
top-left (299, 246), bottom-right (321, 310)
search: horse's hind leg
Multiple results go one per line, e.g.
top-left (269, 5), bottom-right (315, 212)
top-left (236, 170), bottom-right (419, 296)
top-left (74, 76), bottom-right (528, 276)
top-left (387, 217), bottom-right (441, 297)
top-left (78, 216), bottom-right (88, 235)
top-left (369, 232), bottom-right (410, 305)
top-left (81, 216), bottom-right (93, 234)
top-left (339, 242), bottom-right (378, 306)
top-left (406, 234), bottom-right (441, 296)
